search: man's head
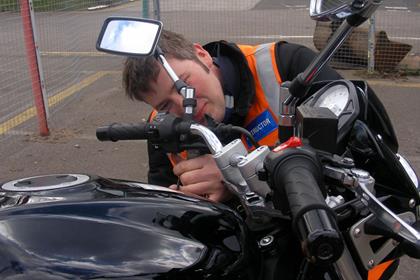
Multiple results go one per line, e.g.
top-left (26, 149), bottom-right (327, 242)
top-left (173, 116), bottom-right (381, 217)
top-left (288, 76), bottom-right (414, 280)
top-left (123, 30), bottom-right (225, 124)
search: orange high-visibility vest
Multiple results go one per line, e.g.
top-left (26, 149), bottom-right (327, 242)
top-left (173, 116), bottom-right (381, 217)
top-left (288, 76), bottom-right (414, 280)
top-left (237, 43), bottom-right (282, 149)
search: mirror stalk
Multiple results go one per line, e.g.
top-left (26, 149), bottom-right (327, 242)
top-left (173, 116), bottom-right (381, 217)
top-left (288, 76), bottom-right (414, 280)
top-left (279, 1), bottom-right (381, 142)
top-left (278, 20), bottom-right (354, 141)
top-left (289, 20), bottom-right (354, 98)
top-left (287, 0), bottom-right (382, 99)
top-left (154, 46), bottom-right (196, 119)
top-left (155, 46), bottom-right (181, 89)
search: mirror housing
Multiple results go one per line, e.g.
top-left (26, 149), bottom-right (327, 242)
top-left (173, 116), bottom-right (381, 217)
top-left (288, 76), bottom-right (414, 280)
top-left (310, 0), bottom-right (357, 21)
top-left (96, 17), bottom-right (162, 57)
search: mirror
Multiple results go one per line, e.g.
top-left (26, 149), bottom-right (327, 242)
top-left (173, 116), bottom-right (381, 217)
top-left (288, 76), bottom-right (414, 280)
top-left (310, 0), bottom-right (355, 21)
top-left (96, 17), bottom-right (162, 57)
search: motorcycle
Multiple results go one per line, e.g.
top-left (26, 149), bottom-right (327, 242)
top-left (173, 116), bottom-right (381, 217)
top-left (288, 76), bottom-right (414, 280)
top-left (1, 0), bottom-right (419, 279)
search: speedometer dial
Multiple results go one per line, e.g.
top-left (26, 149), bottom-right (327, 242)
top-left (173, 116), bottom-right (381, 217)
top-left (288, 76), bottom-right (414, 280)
top-left (313, 84), bottom-right (349, 116)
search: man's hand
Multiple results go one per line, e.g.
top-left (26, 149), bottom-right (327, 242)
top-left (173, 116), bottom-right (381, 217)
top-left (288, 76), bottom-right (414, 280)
top-left (169, 154), bottom-right (231, 202)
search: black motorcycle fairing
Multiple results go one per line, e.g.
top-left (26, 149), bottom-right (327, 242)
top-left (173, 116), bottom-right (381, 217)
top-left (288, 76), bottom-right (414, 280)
top-left (0, 175), bottom-right (258, 279)
top-left (348, 121), bottom-right (420, 203)
top-left (361, 81), bottom-right (399, 153)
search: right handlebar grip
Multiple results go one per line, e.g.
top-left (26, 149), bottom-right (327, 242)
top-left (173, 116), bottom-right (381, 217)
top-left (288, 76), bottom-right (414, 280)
top-left (266, 147), bottom-right (344, 264)
top-left (280, 162), bottom-right (326, 218)
top-left (96, 123), bottom-right (150, 142)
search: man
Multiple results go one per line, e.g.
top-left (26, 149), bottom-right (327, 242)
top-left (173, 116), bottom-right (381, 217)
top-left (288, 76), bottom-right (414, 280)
top-left (123, 30), bottom-right (341, 202)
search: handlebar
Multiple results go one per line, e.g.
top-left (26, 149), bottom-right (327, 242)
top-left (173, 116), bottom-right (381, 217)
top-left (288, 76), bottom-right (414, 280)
top-left (96, 114), bottom-right (225, 155)
top-left (265, 147), bottom-right (344, 264)
top-left (96, 123), bottom-right (153, 142)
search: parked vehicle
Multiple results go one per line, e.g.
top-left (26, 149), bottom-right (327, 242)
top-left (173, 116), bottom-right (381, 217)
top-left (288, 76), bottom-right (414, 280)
top-left (1, 1), bottom-right (419, 279)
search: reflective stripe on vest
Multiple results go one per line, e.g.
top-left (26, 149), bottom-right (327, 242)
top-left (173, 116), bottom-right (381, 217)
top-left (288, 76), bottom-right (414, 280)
top-left (238, 43), bottom-right (283, 149)
top-left (254, 43), bottom-right (281, 116)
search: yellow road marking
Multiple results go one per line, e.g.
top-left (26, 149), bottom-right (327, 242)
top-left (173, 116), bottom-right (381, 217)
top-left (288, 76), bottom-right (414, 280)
top-left (0, 71), bottom-right (118, 136)
top-left (47, 71), bottom-right (114, 106)
top-left (0, 108), bottom-right (37, 136)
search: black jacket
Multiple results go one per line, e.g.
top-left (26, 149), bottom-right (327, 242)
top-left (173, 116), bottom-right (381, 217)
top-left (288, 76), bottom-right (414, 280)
top-left (147, 41), bottom-right (342, 187)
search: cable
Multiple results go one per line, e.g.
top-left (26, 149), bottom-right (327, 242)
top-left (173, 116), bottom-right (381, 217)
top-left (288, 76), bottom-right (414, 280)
top-left (214, 123), bottom-right (260, 148)
top-left (231, 126), bottom-right (260, 148)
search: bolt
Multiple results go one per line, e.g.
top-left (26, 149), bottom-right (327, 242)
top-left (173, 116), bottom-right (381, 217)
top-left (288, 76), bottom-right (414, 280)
top-left (353, 228), bottom-right (361, 238)
top-left (343, 157), bottom-right (354, 165)
top-left (259, 235), bottom-right (274, 247)
top-left (362, 193), bottom-right (370, 201)
top-left (409, 198), bottom-right (416, 209)
top-left (368, 259), bottom-right (375, 269)
top-left (245, 192), bottom-right (256, 198)
top-left (352, 0), bottom-right (366, 9)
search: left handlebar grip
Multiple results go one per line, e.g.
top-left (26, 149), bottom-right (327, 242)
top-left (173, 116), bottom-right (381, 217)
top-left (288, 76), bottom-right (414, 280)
top-left (96, 123), bottom-right (150, 142)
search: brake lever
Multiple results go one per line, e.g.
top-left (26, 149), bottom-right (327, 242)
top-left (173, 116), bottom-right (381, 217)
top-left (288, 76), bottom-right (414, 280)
top-left (355, 174), bottom-right (420, 244)
top-left (324, 165), bottom-right (420, 245)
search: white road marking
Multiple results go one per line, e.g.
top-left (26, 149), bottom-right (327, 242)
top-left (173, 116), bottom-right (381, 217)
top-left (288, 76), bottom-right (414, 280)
top-left (285, 5), bottom-right (307, 8)
top-left (385, 6), bottom-right (409, 10)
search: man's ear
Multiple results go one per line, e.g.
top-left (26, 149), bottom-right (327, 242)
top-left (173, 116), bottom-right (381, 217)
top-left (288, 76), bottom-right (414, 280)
top-left (193, 43), bottom-right (213, 68)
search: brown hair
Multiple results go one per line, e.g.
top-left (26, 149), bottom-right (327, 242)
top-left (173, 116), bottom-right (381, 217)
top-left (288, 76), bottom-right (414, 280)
top-left (123, 29), bottom-right (204, 101)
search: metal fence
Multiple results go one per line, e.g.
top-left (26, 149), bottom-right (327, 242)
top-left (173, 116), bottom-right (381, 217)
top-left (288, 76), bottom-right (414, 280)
top-left (0, 0), bottom-right (139, 139)
top-left (0, 0), bottom-right (419, 140)
top-left (155, 0), bottom-right (419, 71)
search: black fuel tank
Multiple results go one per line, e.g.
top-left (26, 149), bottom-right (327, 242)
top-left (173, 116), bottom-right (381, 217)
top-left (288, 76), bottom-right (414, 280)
top-left (0, 174), bottom-right (258, 279)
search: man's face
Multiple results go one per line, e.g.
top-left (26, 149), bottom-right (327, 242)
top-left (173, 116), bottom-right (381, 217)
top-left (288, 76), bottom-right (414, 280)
top-left (141, 45), bottom-right (225, 124)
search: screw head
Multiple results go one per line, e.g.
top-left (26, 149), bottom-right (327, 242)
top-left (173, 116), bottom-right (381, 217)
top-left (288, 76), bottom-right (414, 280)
top-left (409, 198), bottom-right (416, 209)
top-left (259, 235), bottom-right (274, 247)
top-left (353, 228), bottom-right (361, 238)
top-left (368, 259), bottom-right (375, 269)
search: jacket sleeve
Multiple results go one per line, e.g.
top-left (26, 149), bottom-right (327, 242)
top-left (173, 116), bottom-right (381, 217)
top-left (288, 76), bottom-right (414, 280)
top-left (275, 42), bottom-right (342, 82)
top-left (146, 110), bottom-right (178, 187)
top-left (147, 139), bottom-right (178, 187)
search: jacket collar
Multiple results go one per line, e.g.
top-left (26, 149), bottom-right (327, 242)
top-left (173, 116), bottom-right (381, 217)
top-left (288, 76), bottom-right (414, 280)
top-left (203, 41), bottom-right (256, 126)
